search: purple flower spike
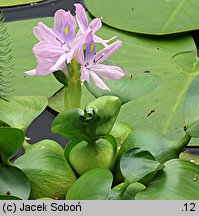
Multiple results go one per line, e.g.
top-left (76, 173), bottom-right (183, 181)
top-left (25, 10), bottom-right (86, 76)
top-left (77, 33), bottom-right (125, 91)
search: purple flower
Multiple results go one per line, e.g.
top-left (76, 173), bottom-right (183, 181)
top-left (74, 3), bottom-right (116, 47)
top-left (25, 10), bottom-right (86, 76)
top-left (77, 32), bottom-right (125, 91)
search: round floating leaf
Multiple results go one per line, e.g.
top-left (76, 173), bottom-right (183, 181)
top-left (86, 73), bottom-right (160, 104)
top-left (0, 96), bottom-right (48, 130)
top-left (0, 127), bottom-right (25, 163)
top-left (120, 148), bottom-right (164, 183)
top-left (136, 159), bottom-right (199, 200)
top-left (0, 165), bottom-right (30, 200)
top-left (85, 0), bottom-right (199, 35)
top-left (0, 0), bottom-right (45, 7)
top-left (120, 128), bottom-right (190, 163)
top-left (184, 75), bottom-right (199, 137)
top-left (69, 138), bottom-right (116, 175)
top-left (14, 140), bottom-right (77, 200)
top-left (52, 96), bottom-right (121, 141)
top-left (66, 168), bottom-right (113, 200)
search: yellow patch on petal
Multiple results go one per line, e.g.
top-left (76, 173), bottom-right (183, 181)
top-left (90, 43), bottom-right (94, 52)
top-left (65, 26), bottom-right (69, 36)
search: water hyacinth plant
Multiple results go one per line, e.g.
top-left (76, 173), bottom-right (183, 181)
top-left (0, 2), bottom-right (199, 200)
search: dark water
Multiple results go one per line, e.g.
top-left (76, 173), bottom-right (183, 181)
top-left (186, 147), bottom-right (199, 155)
top-left (25, 107), bottom-right (69, 146)
top-left (2, 0), bottom-right (84, 22)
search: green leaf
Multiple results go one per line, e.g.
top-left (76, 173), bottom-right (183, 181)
top-left (36, 197), bottom-right (54, 200)
top-left (53, 71), bottom-right (68, 86)
top-left (184, 75), bottom-right (199, 137)
top-left (66, 168), bottom-right (113, 200)
top-left (85, 0), bottom-right (199, 35)
top-left (7, 17), bottom-right (62, 97)
top-left (120, 148), bottom-right (164, 183)
top-left (109, 182), bottom-right (146, 200)
top-left (0, 164), bottom-right (30, 200)
top-left (109, 182), bottom-right (127, 200)
top-left (0, 195), bottom-right (22, 200)
top-left (86, 73), bottom-right (160, 104)
top-left (52, 96), bottom-right (121, 141)
top-left (172, 51), bottom-right (199, 76)
top-left (0, 127), bottom-right (24, 163)
top-left (69, 138), bottom-right (116, 175)
top-left (0, 96), bottom-right (48, 130)
top-left (14, 140), bottom-right (77, 200)
top-left (122, 182), bottom-right (146, 200)
top-left (110, 121), bottom-right (133, 148)
top-left (52, 108), bottom-right (88, 140)
top-left (84, 96), bottom-right (121, 138)
top-left (64, 139), bottom-right (81, 162)
top-left (120, 128), bottom-right (191, 163)
top-left (136, 159), bottom-right (199, 200)
top-left (0, 0), bottom-right (45, 7)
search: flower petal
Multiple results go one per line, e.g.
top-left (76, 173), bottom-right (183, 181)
top-left (86, 31), bottom-right (96, 63)
top-left (90, 71), bottom-right (110, 91)
top-left (32, 56), bottom-right (61, 76)
top-left (54, 9), bottom-right (66, 33)
top-left (92, 64), bottom-right (125, 80)
top-left (75, 3), bottom-right (88, 33)
top-left (35, 66), bottom-right (52, 76)
top-left (76, 47), bottom-right (84, 65)
top-left (24, 69), bottom-right (37, 76)
top-left (59, 11), bottom-right (77, 46)
top-left (50, 53), bottom-right (67, 71)
top-left (33, 41), bottom-right (65, 58)
top-left (94, 40), bottom-right (122, 64)
top-left (93, 34), bottom-right (117, 48)
top-left (66, 48), bottom-right (77, 64)
top-left (33, 27), bottom-right (44, 41)
top-left (73, 28), bottom-right (90, 51)
top-left (81, 66), bottom-right (90, 82)
top-left (36, 22), bottom-right (62, 44)
top-left (89, 18), bottom-right (102, 33)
